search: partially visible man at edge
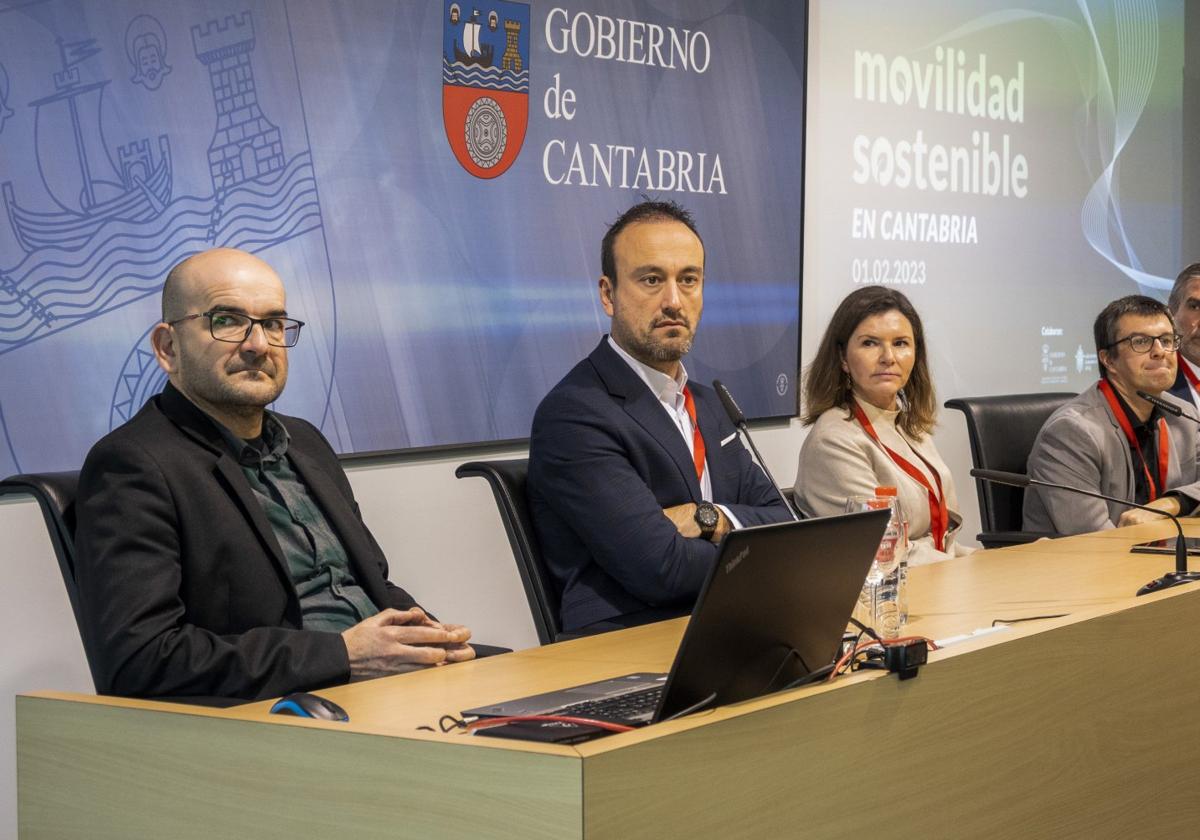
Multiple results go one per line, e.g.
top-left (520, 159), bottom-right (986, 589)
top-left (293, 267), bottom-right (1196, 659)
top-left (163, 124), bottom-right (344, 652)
top-left (1024, 294), bottom-right (1200, 535)
top-left (75, 247), bottom-right (476, 701)
top-left (1167, 261), bottom-right (1200, 410)
top-left (527, 200), bottom-right (793, 636)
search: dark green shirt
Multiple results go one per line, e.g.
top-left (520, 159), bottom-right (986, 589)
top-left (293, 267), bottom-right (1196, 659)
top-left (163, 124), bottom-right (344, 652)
top-left (220, 414), bottom-right (379, 633)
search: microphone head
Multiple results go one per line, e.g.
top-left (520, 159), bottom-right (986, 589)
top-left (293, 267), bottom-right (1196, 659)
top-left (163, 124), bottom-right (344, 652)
top-left (970, 468), bottom-right (1032, 488)
top-left (712, 380), bottom-right (746, 426)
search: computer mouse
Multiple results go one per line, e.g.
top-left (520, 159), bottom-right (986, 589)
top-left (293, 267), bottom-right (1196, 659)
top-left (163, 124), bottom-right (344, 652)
top-left (269, 692), bottom-right (349, 722)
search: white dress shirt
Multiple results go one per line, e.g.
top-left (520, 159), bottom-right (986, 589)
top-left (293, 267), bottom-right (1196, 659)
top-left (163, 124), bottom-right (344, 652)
top-left (606, 337), bottom-right (742, 528)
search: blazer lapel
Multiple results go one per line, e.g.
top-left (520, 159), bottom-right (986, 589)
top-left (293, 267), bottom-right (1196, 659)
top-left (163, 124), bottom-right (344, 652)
top-left (211, 454), bottom-right (292, 590)
top-left (590, 339), bottom-right (702, 500)
top-left (157, 383), bottom-right (293, 592)
top-left (693, 388), bottom-right (732, 497)
top-left (1093, 383), bottom-right (1138, 498)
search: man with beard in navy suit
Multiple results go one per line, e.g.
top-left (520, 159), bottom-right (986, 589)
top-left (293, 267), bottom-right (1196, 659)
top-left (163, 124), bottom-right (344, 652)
top-left (527, 201), bottom-right (793, 635)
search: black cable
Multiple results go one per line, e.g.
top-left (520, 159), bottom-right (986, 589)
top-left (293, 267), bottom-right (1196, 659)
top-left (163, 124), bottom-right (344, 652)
top-left (844, 629), bottom-right (868, 674)
top-left (661, 691), bottom-right (718, 722)
top-left (781, 663), bottom-right (835, 691)
top-left (438, 714), bottom-right (468, 733)
top-left (848, 617), bottom-right (882, 643)
top-left (991, 614), bottom-right (1068, 627)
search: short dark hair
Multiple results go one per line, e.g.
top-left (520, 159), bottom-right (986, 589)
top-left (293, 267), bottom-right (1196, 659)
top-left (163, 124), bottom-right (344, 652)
top-left (1093, 294), bottom-right (1173, 357)
top-left (802, 285), bottom-right (936, 438)
top-left (1167, 262), bottom-right (1200, 314)
top-left (600, 200), bottom-right (703, 286)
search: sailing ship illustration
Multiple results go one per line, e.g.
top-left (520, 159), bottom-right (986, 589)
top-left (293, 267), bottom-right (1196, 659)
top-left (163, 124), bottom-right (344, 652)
top-left (2, 37), bottom-right (172, 254)
top-left (454, 10), bottom-right (495, 67)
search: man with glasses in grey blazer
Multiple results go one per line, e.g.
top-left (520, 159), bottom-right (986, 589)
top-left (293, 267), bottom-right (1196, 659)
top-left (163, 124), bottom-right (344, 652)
top-left (1024, 295), bottom-right (1200, 536)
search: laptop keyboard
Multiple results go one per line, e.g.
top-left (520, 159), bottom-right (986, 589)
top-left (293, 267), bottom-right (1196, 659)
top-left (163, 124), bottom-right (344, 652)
top-left (555, 685), bottom-right (663, 724)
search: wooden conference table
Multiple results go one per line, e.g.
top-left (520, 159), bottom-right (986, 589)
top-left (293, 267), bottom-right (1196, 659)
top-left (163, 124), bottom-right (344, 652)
top-left (16, 521), bottom-right (1200, 839)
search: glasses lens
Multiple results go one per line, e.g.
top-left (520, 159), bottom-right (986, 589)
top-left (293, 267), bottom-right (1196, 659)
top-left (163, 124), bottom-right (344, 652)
top-left (1166, 334), bottom-right (1183, 351)
top-left (209, 312), bottom-right (251, 341)
top-left (280, 320), bottom-right (302, 347)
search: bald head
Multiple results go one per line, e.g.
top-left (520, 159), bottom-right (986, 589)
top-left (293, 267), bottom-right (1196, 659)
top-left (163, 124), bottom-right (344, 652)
top-left (161, 248), bottom-right (283, 322)
top-left (151, 247), bottom-right (291, 438)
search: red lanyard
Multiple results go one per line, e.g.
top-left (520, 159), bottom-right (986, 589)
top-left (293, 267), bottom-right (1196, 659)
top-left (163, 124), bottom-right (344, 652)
top-left (1098, 379), bottom-right (1169, 501)
top-left (682, 386), bottom-right (706, 483)
top-left (851, 401), bottom-right (947, 551)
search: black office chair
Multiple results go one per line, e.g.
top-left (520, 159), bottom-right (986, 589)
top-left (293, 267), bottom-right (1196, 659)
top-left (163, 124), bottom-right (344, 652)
top-left (0, 470), bottom-right (100, 686)
top-left (455, 458), bottom-right (566, 645)
top-left (944, 393), bottom-right (1075, 548)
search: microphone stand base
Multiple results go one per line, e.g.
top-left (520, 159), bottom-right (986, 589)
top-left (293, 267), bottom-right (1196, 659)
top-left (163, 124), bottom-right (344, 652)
top-left (1136, 571), bottom-right (1200, 597)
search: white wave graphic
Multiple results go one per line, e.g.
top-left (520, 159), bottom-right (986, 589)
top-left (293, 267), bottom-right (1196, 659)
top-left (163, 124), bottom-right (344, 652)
top-left (442, 60), bottom-right (529, 92)
top-left (925, 2), bottom-right (1169, 292)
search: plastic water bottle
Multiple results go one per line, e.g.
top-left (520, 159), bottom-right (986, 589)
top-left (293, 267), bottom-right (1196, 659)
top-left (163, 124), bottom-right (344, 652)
top-left (896, 520), bottom-right (910, 627)
top-left (846, 488), bottom-right (908, 639)
top-left (871, 487), bottom-right (905, 638)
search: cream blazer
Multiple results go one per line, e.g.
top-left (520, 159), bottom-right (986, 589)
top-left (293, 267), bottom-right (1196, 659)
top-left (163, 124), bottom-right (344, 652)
top-left (794, 397), bottom-right (971, 565)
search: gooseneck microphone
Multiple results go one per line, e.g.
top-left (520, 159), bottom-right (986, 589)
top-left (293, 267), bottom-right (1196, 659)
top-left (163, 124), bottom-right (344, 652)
top-left (1136, 389), bottom-right (1198, 423)
top-left (970, 468), bottom-right (1200, 596)
top-left (712, 380), bottom-right (800, 520)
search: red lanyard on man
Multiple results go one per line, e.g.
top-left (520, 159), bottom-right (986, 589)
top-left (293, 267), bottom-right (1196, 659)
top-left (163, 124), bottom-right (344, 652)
top-left (681, 386), bottom-right (706, 483)
top-left (851, 401), bottom-right (947, 551)
top-left (1098, 379), bottom-right (1169, 501)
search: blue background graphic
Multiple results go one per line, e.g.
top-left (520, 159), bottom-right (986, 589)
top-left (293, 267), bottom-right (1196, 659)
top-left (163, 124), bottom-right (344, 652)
top-left (0, 0), bottom-right (806, 473)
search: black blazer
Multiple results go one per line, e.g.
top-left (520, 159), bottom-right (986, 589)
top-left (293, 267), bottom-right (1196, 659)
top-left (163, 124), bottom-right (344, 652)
top-left (75, 383), bottom-right (419, 700)
top-left (527, 339), bottom-right (792, 631)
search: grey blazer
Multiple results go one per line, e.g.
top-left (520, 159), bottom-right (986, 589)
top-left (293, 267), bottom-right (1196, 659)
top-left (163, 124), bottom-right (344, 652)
top-left (1023, 383), bottom-right (1200, 535)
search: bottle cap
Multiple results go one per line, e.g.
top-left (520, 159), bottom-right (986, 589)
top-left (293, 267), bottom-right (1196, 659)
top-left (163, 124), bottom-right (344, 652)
top-left (874, 486), bottom-right (898, 496)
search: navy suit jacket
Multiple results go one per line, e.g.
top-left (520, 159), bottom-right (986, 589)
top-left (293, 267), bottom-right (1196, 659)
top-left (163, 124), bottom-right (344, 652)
top-left (527, 338), bottom-right (793, 631)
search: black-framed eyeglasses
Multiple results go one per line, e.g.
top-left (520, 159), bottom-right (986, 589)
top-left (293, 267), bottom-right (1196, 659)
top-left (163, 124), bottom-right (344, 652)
top-left (167, 311), bottom-right (305, 348)
top-left (1105, 332), bottom-right (1182, 354)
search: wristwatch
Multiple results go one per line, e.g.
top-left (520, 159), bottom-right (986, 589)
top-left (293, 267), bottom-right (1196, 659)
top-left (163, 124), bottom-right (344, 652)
top-left (694, 501), bottom-right (720, 540)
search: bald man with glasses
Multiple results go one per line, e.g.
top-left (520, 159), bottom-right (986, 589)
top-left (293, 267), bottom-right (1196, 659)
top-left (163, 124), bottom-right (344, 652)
top-left (75, 248), bottom-right (478, 702)
top-left (1024, 294), bottom-right (1200, 535)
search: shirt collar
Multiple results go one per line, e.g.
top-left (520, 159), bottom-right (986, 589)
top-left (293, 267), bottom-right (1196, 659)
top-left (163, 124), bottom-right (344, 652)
top-left (607, 335), bottom-right (689, 404)
top-left (214, 411), bottom-right (291, 466)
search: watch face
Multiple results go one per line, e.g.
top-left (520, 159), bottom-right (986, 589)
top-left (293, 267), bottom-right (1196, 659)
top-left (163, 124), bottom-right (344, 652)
top-left (696, 503), bottom-right (719, 528)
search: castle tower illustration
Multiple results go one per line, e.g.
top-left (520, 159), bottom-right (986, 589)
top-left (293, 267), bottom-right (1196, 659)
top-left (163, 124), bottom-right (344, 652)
top-left (501, 20), bottom-right (522, 72)
top-left (191, 12), bottom-right (284, 192)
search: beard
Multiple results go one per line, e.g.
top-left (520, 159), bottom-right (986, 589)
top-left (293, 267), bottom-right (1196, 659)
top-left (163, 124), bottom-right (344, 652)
top-left (612, 318), bottom-right (694, 365)
top-left (179, 359), bottom-right (287, 416)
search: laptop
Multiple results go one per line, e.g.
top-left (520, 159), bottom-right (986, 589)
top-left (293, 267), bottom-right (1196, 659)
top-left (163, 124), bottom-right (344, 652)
top-left (462, 509), bottom-right (890, 728)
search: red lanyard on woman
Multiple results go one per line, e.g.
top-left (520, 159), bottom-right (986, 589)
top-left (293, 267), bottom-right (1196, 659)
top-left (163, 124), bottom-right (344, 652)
top-left (1098, 379), bottom-right (1169, 501)
top-left (851, 400), bottom-right (948, 551)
